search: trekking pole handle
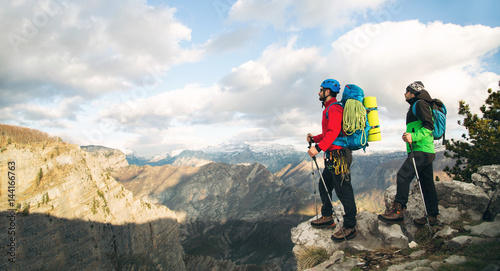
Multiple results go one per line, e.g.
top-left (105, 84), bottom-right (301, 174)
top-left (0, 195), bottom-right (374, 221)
top-left (307, 135), bottom-right (317, 161)
top-left (307, 134), bottom-right (314, 147)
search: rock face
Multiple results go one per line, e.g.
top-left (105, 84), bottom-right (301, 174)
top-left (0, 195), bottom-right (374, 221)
top-left (116, 162), bottom-right (313, 222)
top-left (1, 212), bottom-right (183, 271)
top-left (115, 161), bottom-right (314, 270)
top-left (0, 128), bottom-right (185, 270)
top-left (81, 145), bottom-right (129, 170)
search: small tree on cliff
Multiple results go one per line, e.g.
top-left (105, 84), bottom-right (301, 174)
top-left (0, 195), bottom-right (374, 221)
top-left (444, 84), bottom-right (500, 183)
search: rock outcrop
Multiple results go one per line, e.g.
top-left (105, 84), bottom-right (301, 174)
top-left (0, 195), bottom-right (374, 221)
top-left (292, 210), bottom-right (409, 254)
top-left (0, 126), bottom-right (185, 270)
top-left (291, 165), bottom-right (500, 270)
top-left (472, 165), bottom-right (500, 220)
top-left (81, 145), bottom-right (129, 170)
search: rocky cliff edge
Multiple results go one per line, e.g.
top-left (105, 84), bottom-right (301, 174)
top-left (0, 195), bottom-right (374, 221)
top-left (291, 165), bottom-right (500, 270)
top-left (0, 125), bottom-right (185, 270)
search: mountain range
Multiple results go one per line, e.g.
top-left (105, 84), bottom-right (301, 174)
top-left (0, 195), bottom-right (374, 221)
top-left (124, 142), bottom-right (454, 213)
top-left (126, 142), bottom-right (308, 172)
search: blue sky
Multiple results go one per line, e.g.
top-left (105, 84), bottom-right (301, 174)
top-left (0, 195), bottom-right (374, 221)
top-left (1, 0), bottom-right (499, 156)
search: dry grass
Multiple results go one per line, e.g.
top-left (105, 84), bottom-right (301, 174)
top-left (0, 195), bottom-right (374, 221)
top-left (296, 246), bottom-right (329, 270)
top-left (0, 124), bottom-right (60, 147)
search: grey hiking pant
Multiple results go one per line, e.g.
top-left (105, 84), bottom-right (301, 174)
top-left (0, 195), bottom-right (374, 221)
top-left (395, 151), bottom-right (439, 217)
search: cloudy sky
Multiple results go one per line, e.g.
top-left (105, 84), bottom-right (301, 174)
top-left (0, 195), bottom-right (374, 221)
top-left (1, 0), bottom-right (499, 156)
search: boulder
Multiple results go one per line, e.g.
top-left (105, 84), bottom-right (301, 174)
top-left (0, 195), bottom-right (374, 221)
top-left (409, 250), bottom-right (425, 259)
top-left (433, 225), bottom-right (458, 238)
top-left (435, 180), bottom-right (490, 221)
top-left (445, 235), bottom-right (497, 250)
top-left (472, 165), bottom-right (500, 220)
top-left (437, 206), bottom-right (461, 225)
top-left (469, 219), bottom-right (500, 237)
top-left (443, 255), bottom-right (467, 265)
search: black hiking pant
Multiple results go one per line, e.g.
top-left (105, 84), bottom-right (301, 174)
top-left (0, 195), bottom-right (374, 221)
top-left (395, 151), bottom-right (439, 217)
top-left (318, 149), bottom-right (357, 228)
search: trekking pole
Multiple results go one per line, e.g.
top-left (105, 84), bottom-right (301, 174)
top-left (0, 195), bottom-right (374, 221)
top-left (308, 140), bottom-right (318, 218)
top-left (309, 149), bottom-right (350, 248)
top-left (409, 143), bottom-right (433, 236)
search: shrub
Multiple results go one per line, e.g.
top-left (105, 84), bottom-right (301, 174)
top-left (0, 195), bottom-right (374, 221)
top-left (296, 246), bottom-right (329, 270)
top-left (444, 86), bottom-right (500, 182)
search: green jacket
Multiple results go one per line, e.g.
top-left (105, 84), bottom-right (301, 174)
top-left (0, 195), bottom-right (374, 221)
top-left (406, 89), bottom-right (435, 154)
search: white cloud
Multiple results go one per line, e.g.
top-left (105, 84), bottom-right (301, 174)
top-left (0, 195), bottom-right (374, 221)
top-left (0, 96), bottom-right (84, 126)
top-left (216, 20), bottom-right (500, 151)
top-left (90, 37), bottom-right (323, 153)
top-left (100, 84), bottom-right (223, 130)
top-left (228, 0), bottom-right (292, 29)
top-left (221, 60), bottom-right (272, 92)
top-left (203, 26), bottom-right (260, 55)
top-left (228, 0), bottom-right (393, 32)
top-left (323, 20), bottom-right (500, 152)
top-left (217, 36), bottom-right (323, 112)
top-left (90, 20), bottom-right (500, 154)
top-left (329, 20), bottom-right (500, 119)
top-left (293, 0), bottom-right (392, 31)
top-left (0, 0), bottom-right (201, 101)
top-left (2, 1), bottom-right (499, 156)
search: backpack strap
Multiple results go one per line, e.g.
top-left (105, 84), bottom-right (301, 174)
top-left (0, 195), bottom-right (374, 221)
top-left (411, 100), bottom-right (420, 117)
top-left (326, 102), bottom-right (347, 147)
top-left (412, 99), bottom-right (433, 121)
top-left (326, 102), bottom-right (342, 119)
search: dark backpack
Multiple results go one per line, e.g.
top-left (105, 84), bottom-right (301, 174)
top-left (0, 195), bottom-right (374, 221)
top-left (412, 99), bottom-right (447, 143)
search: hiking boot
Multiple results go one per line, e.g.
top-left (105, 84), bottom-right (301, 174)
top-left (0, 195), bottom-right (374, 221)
top-left (377, 202), bottom-right (405, 224)
top-left (413, 216), bottom-right (439, 226)
top-left (311, 216), bottom-right (335, 228)
top-left (331, 226), bottom-right (357, 241)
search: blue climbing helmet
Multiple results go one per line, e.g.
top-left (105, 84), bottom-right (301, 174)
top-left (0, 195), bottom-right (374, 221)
top-left (320, 79), bottom-right (340, 93)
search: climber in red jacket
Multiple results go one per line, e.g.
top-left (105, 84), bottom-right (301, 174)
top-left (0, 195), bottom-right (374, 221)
top-left (307, 79), bottom-right (357, 241)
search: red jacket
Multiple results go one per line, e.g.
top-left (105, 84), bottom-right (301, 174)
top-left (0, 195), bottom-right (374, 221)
top-left (313, 98), bottom-right (343, 151)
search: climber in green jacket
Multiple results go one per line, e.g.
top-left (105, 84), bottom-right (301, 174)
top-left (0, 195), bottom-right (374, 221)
top-left (378, 81), bottom-right (440, 226)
